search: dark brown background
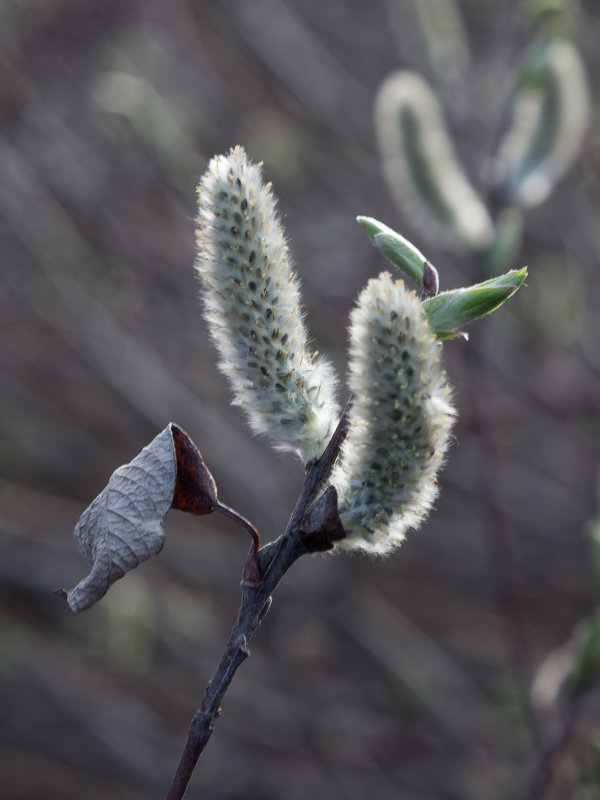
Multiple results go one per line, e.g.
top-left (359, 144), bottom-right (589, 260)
top-left (2, 1), bottom-right (600, 798)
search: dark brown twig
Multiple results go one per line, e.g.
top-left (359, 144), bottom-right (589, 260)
top-left (165, 397), bottom-right (353, 800)
top-left (287, 393), bottom-right (354, 533)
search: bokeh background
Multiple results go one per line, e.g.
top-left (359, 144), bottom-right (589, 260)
top-left (2, 1), bottom-right (600, 798)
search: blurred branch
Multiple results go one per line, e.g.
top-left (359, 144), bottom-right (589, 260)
top-left (231, 0), bottom-right (369, 139)
top-left (334, 586), bottom-right (502, 744)
top-left (527, 688), bottom-right (585, 800)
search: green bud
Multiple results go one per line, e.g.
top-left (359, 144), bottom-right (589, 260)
top-left (422, 268), bottom-right (527, 338)
top-left (374, 233), bottom-right (428, 284)
top-left (357, 216), bottom-right (439, 293)
top-left (356, 215), bottom-right (394, 241)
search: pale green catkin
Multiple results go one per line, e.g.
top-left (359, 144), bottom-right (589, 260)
top-left (195, 146), bottom-right (338, 462)
top-left (494, 38), bottom-right (589, 208)
top-left (332, 272), bottom-right (455, 554)
top-left (375, 71), bottom-right (494, 251)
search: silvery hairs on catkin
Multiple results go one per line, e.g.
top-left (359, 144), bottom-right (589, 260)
top-left (195, 146), bottom-right (339, 463)
top-left (332, 272), bottom-right (456, 555)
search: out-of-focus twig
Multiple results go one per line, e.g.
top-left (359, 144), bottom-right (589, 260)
top-left (527, 688), bottom-right (585, 800)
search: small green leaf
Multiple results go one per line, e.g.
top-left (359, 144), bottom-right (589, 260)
top-left (356, 215), bottom-right (393, 240)
top-left (422, 268), bottom-right (527, 337)
top-left (570, 615), bottom-right (600, 692)
top-left (374, 233), bottom-right (426, 283)
top-left (357, 216), bottom-right (438, 291)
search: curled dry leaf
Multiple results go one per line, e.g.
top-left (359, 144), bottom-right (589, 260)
top-left (66, 423), bottom-right (219, 613)
top-left (170, 424), bottom-right (218, 514)
top-left (171, 423), bottom-right (261, 585)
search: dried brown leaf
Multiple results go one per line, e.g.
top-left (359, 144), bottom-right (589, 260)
top-left (170, 423), bottom-right (218, 514)
top-left (64, 423), bottom-right (261, 613)
top-left (66, 426), bottom-right (177, 613)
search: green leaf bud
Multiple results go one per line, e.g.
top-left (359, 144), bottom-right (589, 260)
top-left (422, 268), bottom-right (527, 338)
top-left (195, 146), bottom-right (339, 462)
top-left (357, 216), bottom-right (439, 293)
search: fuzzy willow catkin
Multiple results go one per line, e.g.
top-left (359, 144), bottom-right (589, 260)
top-left (332, 272), bottom-right (455, 554)
top-left (195, 146), bottom-right (338, 462)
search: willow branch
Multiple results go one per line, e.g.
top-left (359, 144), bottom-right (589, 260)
top-left (165, 398), bottom-right (353, 800)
